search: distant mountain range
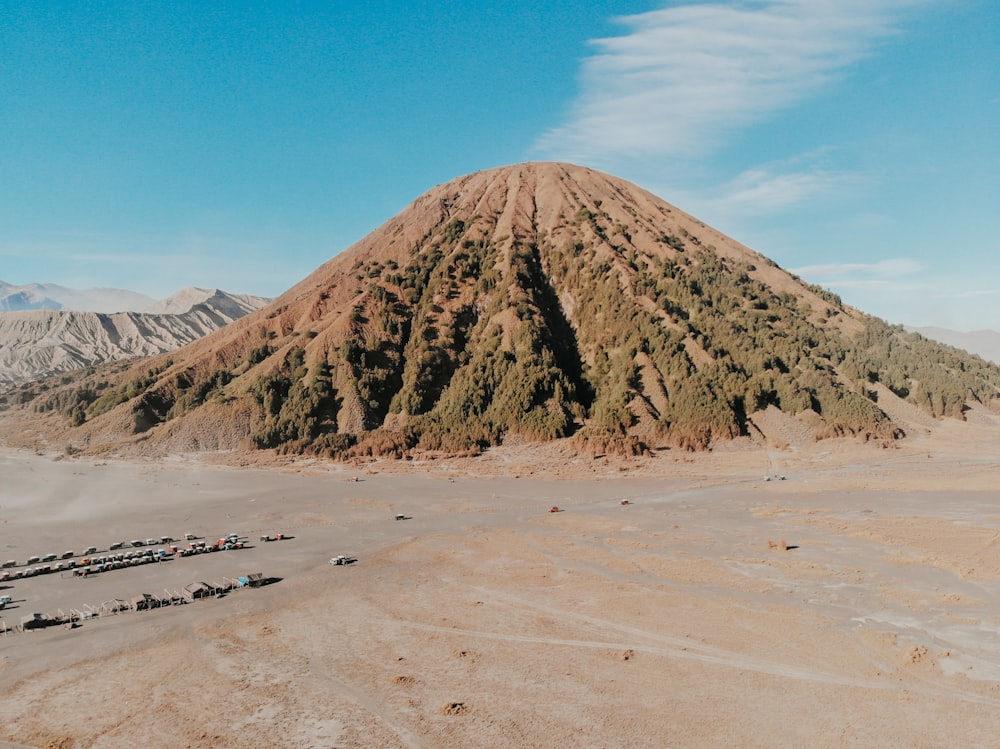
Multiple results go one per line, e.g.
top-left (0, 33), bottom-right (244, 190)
top-left (0, 279), bottom-right (268, 315)
top-left (908, 327), bottom-right (1000, 366)
top-left (0, 286), bottom-right (269, 389)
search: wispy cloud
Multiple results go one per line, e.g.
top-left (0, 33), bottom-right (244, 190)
top-left (709, 169), bottom-right (846, 213)
top-left (537, 0), bottom-right (928, 162)
top-left (792, 258), bottom-right (925, 283)
top-left (956, 288), bottom-right (1000, 300)
top-left (668, 148), bottom-right (865, 216)
top-left (794, 267), bottom-right (1000, 330)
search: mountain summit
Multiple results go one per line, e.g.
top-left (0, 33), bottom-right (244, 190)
top-left (14, 163), bottom-right (1000, 456)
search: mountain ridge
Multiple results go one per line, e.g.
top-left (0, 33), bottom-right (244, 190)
top-left (0, 289), bottom-right (269, 389)
top-left (0, 280), bottom-right (268, 315)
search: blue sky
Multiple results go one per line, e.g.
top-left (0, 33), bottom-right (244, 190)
top-left (2, 0), bottom-right (998, 330)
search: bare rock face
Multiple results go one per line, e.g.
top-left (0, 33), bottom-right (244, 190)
top-left (8, 162), bottom-right (1000, 457)
top-left (0, 290), bottom-right (268, 389)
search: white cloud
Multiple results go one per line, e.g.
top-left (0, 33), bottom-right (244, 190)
top-left (712, 170), bottom-right (842, 213)
top-left (788, 260), bottom-right (1000, 329)
top-left (666, 152), bottom-right (865, 217)
top-left (537, 0), bottom-right (929, 162)
top-left (792, 258), bottom-right (925, 280)
top-left (957, 288), bottom-right (1000, 300)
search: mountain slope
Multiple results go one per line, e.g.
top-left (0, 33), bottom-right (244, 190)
top-left (12, 163), bottom-right (1000, 456)
top-left (0, 291), bottom-right (269, 389)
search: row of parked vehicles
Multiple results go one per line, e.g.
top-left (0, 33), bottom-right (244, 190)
top-left (3, 547), bottom-right (96, 569)
top-left (109, 536), bottom-right (176, 551)
top-left (2, 548), bottom-right (175, 581)
top-left (174, 534), bottom-right (244, 557)
top-left (1, 540), bottom-right (249, 584)
top-left (71, 548), bottom-right (173, 576)
top-left (1, 533), bottom-right (204, 572)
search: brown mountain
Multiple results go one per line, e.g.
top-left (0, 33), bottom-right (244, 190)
top-left (9, 162), bottom-right (1000, 456)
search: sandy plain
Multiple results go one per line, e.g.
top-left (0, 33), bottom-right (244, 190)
top-left (2, 419), bottom-right (1000, 748)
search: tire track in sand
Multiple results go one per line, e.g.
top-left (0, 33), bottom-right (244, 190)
top-left (400, 584), bottom-right (1000, 708)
